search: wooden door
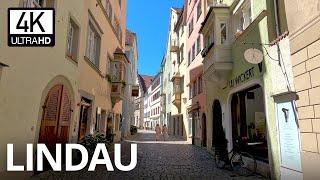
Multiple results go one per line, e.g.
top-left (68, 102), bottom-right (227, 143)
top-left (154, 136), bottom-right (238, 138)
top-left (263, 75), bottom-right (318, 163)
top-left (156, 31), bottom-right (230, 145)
top-left (38, 84), bottom-right (71, 171)
top-left (39, 85), bottom-right (71, 146)
top-left (78, 105), bottom-right (89, 140)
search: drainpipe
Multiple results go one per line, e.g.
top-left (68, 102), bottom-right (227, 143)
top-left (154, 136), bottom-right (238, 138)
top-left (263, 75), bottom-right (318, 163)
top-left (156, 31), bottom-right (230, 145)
top-left (273, 0), bottom-right (280, 36)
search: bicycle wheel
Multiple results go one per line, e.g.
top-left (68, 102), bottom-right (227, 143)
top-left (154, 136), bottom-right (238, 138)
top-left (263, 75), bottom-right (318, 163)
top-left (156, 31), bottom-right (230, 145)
top-left (230, 151), bottom-right (256, 176)
top-left (214, 152), bottom-right (226, 169)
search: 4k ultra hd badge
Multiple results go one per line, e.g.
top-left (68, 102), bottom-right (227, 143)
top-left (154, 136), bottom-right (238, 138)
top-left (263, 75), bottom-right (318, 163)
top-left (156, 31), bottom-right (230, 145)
top-left (8, 8), bottom-right (55, 47)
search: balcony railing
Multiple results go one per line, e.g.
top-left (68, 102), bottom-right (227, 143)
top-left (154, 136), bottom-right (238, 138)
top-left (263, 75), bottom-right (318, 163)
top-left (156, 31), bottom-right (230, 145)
top-left (111, 82), bottom-right (125, 106)
top-left (170, 39), bottom-right (179, 52)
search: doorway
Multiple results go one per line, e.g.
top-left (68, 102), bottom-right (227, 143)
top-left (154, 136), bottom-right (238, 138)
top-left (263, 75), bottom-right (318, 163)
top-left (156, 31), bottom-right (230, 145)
top-left (39, 84), bottom-right (71, 148)
top-left (230, 84), bottom-right (268, 162)
top-left (38, 84), bottom-right (71, 171)
top-left (212, 100), bottom-right (226, 152)
top-left (78, 97), bottom-right (92, 140)
top-left (202, 113), bottom-right (207, 147)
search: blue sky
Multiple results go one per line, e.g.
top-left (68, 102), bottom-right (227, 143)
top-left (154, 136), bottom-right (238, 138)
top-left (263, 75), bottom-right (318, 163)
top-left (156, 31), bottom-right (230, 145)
top-left (126, 0), bottom-right (184, 76)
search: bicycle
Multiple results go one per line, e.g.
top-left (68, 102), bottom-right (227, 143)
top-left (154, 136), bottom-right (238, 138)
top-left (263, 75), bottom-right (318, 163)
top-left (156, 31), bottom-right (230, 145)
top-left (214, 138), bottom-right (257, 177)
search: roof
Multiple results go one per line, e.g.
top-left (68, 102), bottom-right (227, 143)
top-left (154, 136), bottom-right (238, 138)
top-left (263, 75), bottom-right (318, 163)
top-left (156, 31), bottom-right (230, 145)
top-left (125, 29), bottom-right (137, 46)
top-left (172, 7), bottom-right (182, 13)
top-left (138, 74), bottom-right (154, 93)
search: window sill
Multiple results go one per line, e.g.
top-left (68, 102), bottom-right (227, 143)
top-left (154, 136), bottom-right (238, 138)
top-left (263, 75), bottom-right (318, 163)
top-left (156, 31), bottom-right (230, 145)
top-left (83, 56), bottom-right (103, 78)
top-left (66, 54), bottom-right (78, 64)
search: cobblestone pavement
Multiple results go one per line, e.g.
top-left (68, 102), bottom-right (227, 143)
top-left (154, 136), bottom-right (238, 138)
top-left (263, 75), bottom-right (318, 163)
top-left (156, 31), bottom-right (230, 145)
top-left (33, 130), bottom-right (266, 180)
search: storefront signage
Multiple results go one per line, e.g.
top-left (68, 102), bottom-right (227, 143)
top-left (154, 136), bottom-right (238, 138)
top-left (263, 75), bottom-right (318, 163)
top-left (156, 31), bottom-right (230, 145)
top-left (228, 67), bottom-right (255, 88)
top-left (276, 101), bottom-right (302, 179)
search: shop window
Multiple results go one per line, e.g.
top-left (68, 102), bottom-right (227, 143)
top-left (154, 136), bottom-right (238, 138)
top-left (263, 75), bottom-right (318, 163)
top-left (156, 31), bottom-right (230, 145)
top-left (66, 19), bottom-right (79, 61)
top-left (231, 85), bottom-right (268, 162)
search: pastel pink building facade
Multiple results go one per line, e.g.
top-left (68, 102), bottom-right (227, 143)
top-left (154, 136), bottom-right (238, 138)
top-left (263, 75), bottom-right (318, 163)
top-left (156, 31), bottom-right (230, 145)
top-left (185, 0), bottom-right (207, 147)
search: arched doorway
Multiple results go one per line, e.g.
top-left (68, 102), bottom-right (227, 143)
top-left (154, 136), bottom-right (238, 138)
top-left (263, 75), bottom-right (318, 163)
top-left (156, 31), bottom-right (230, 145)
top-left (212, 100), bottom-right (227, 151)
top-left (202, 113), bottom-right (207, 147)
top-left (39, 84), bottom-right (71, 150)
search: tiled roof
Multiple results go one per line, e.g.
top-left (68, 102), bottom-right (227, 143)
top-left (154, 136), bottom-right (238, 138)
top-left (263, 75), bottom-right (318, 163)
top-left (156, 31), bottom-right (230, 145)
top-left (138, 74), bottom-right (154, 93)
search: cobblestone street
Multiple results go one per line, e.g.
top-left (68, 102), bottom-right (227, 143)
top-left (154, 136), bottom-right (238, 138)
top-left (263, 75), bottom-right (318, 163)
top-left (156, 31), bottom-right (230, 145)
top-left (34, 130), bottom-right (266, 180)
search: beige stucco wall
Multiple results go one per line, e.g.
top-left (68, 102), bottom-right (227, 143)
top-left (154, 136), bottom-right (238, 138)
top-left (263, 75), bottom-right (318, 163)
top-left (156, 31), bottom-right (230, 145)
top-left (79, 0), bottom-right (126, 142)
top-left (0, 0), bottom-right (83, 178)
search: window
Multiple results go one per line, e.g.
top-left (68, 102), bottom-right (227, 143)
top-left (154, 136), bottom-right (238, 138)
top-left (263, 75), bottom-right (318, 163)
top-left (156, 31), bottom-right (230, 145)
top-left (181, 76), bottom-right (185, 92)
top-left (118, 0), bottom-right (121, 8)
top-left (196, 36), bottom-right (201, 54)
top-left (188, 18), bottom-right (194, 36)
top-left (113, 16), bottom-right (122, 42)
top-left (220, 23), bottom-right (227, 44)
top-left (188, 113), bottom-right (192, 136)
top-left (86, 21), bottom-right (101, 67)
top-left (197, 1), bottom-right (202, 20)
top-left (188, 51), bottom-right (191, 65)
top-left (192, 43), bottom-right (196, 60)
top-left (189, 85), bottom-right (193, 99)
top-left (66, 19), bottom-right (79, 61)
top-left (179, 44), bottom-right (184, 64)
top-left (193, 81), bottom-right (197, 97)
top-left (198, 76), bottom-right (202, 94)
top-left (104, 0), bottom-right (113, 20)
top-left (242, 1), bottom-right (252, 30)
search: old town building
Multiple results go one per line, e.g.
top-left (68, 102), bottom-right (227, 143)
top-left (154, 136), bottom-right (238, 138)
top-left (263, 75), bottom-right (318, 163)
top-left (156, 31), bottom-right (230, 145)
top-left (185, 0), bottom-right (207, 146)
top-left (200, 0), bottom-right (298, 178)
top-left (0, 0), bottom-right (129, 178)
top-left (78, 0), bottom-right (127, 143)
top-left (122, 30), bottom-right (138, 137)
top-left (284, 0), bottom-right (320, 179)
top-left (144, 73), bottom-right (162, 129)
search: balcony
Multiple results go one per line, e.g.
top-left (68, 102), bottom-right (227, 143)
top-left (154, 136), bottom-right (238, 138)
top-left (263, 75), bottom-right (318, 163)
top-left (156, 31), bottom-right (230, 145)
top-left (170, 39), bottom-right (179, 52)
top-left (202, 44), bottom-right (232, 87)
top-left (171, 73), bottom-right (182, 113)
top-left (200, 5), bottom-right (232, 87)
top-left (110, 47), bottom-right (129, 107)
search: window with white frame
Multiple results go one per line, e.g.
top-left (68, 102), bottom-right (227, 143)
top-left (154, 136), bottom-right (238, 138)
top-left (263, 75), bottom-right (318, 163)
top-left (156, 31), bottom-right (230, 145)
top-left (104, 0), bottom-right (113, 20)
top-left (242, 1), bottom-right (252, 30)
top-left (220, 22), bottom-right (227, 44)
top-left (86, 21), bottom-right (101, 68)
top-left (66, 19), bottom-right (79, 60)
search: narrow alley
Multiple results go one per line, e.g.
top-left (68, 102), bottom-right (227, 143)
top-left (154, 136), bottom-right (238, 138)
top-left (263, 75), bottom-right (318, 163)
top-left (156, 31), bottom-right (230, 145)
top-left (34, 130), bottom-right (265, 180)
